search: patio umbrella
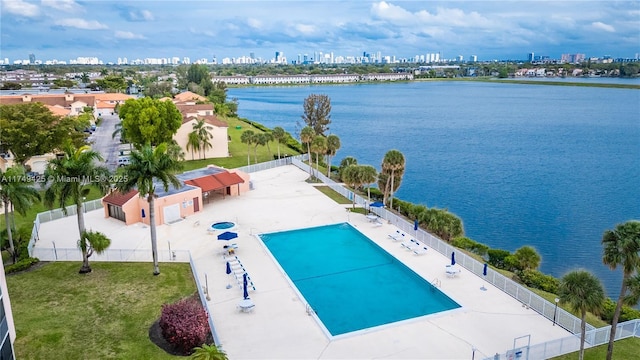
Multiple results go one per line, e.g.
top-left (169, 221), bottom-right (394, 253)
top-left (226, 261), bottom-right (232, 275)
top-left (414, 219), bottom-right (419, 231)
top-left (141, 209), bottom-right (145, 218)
top-left (218, 231), bottom-right (238, 241)
top-left (242, 273), bottom-right (249, 300)
top-left (370, 201), bottom-right (384, 208)
top-left (451, 252), bottom-right (456, 266)
top-left (481, 263), bottom-right (488, 291)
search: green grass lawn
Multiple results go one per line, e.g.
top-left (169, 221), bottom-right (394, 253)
top-left (181, 116), bottom-right (301, 171)
top-left (550, 337), bottom-right (640, 360)
top-left (6, 262), bottom-right (196, 359)
top-left (313, 186), bottom-right (352, 204)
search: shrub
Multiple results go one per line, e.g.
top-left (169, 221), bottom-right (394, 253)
top-left (452, 237), bottom-right (489, 257)
top-left (487, 249), bottom-right (512, 269)
top-left (5, 257), bottom-right (39, 274)
top-left (600, 298), bottom-right (640, 323)
top-left (517, 269), bottom-right (560, 293)
top-left (159, 296), bottom-right (210, 354)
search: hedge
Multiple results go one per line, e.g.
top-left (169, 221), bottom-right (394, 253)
top-left (5, 257), bottom-right (40, 274)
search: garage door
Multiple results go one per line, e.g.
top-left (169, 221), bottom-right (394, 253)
top-left (162, 204), bottom-right (181, 224)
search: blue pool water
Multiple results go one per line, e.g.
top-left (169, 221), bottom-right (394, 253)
top-left (259, 223), bottom-right (460, 336)
top-left (211, 222), bottom-right (235, 230)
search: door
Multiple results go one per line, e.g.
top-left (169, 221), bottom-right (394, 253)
top-left (193, 197), bottom-right (200, 212)
top-left (162, 203), bottom-right (181, 224)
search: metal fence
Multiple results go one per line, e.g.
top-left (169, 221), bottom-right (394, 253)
top-left (32, 247), bottom-right (192, 263)
top-left (189, 253), bottom-right (222, 348)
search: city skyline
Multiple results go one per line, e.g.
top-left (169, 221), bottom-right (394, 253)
top-left (1, 1), bottom-right (639, 63)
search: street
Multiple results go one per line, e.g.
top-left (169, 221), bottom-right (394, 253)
top-left (88, 113), bottom-right (121, 172)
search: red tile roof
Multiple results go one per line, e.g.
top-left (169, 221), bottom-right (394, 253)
top-left (184, 171), bottom-right (244, 192)
top-left (102, 190), bottom-right (139, 206)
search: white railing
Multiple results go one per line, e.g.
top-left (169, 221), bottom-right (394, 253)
top-left (485, 319), bottom-right (640, 360)
top-left (235, 154), bottom-right (308, 174)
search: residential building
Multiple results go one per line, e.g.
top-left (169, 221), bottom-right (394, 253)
top-left (0, 264), bottom-right (15, 360)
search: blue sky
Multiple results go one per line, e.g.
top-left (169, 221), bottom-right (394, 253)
top-left (1, 0), bottom-right (639, 63)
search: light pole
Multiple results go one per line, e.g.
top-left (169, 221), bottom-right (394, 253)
top-left (553, 297), bottom-right (560, 326)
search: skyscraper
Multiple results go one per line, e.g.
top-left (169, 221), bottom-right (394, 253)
top-left (29, 53), bottom-right (35, 64)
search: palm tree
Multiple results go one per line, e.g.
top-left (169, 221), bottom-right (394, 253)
top-left (341, 165), bottom-right (364, 209)
top-left (0, 166), bottom-right (41, 263)
top-left (310, 135), bottom-right (327, 178)
top-left (325, 134), bottom-right (341, 177)
top-left (513, 246), bottom-right (542, 271)
top-left (601, 220), bottom-right (640, 360)
top-left (272, 127), bottom-right (286, 159)
top-left (186, 132), bottom-right (200, 160)
top-left (559, 270), bottom-right (605, 360)
top-left (359, 165), bottom-right (377, 203)
top-left (262, 132), bottom-right (274, 160)
top-left (240, 130), bottom-right (255, 166)
top-left (44, 143), bottom-right (111, 273)
top-left (299, 126), bottom-right (315, 174)
top-left (381, 150), bottom-right (405, 208)
top-left (338, 156), bottom-right (357, 181)
top-left (115, 143), bottom-right (182, 275)
top-left (190, 344), bottom-right (228, 360)
top-left (193, 119), bottom-right (214, 159)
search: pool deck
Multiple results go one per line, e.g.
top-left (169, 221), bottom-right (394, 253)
top-left (34, 165), bottom-right (572, 359)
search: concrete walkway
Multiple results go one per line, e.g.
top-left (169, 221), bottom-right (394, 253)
top-left (34, 165), bottom-right (572, 359)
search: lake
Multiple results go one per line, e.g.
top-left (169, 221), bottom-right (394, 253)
top-left (228, 81), bottom-right (640, 299)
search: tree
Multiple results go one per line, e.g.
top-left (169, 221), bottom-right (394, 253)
top-left (272, 127), bottom-right (286, 159)
top-left (44, 143), bottom-right (111, 273)
top-left (0, 166), bottom-right (41, 263)
top-left (299, 126), bottom-right (315, 174)
top-left (341, 165), bottom-right (364, 209)
top-left (0, 103), bottom-right (85, 165)
top-left (301, 94), bottom-right (332, 136)
top-left (325, 134), bottom-right (341, 177)
top-left (338, 156), bottom-right (358, 181)
top-left (193, 119), bottom-right (214, 159)
top-left (118, 98), bottom-right (183, 148)
top-left (114, 143), bottom-right (182, 275)
top-left (310, 135), bottom-right (327, 177)
top-left (240, 130), bottom-right (255, 166)
top-left (359, 165), bottom-right (377, 203)
top-left (559, 270), bottom-right (605, 360)
top-left (381, 150), bottom-right (406, 207)
top-left (602, 220), bottom-right (640, 360)
top-left (95, 75), bottom-right (127, 93)
top-left (186, 132), bottom-right (200, 160)
top-left (512, 246), bottom-right (542, 271)
top-left (190, 344), bottom-right (228, 360)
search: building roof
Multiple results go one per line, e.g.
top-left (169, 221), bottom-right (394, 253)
top-left (0, 93), bottom-right (95, 107)
top-left (179, 167), bottom-right (244, 192)
top-left (182, 115), bottom-right (228, 128)
top-left (102, 189), bottom-right (139, 206)
top-left (175, 103), bottom-right (215, 113)
top-left (93, 93), bottom-right (134, 101)
top-left (45, 105), bottom-right (71, 117)
top-left (184, 176), bottom-right (225, 192)
top-left (173, 91), bottom-right (208, 103)
top-left (214, 171), bottom-right (245, 186)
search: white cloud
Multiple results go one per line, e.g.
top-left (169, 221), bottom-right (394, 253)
top-left (371, 1), bottom-right (413, 22)
top-left (128, 9), bottom-right (154, 21)
top-left (591, 21), bottom-right (615, 32)
top-left (140, 10), bottom-right (154, 21)
top-left (55, 18), bottom-right (108, 30)
top-left (2, 0), bottom-right (40, 17)
top-left (41, 0), bottom-right (80, 12)
top-left (295, 24), bottom-right (316, 35)
top-left (190, 28), bottom-right (216, 37)
top-left (115, 31), bottom-right (145, 40)
top-left (247, 18), bottom-right (262, 29)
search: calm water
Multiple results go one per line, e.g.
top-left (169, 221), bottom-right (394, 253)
top-left (230, 81), bottom-right (640, 299)
top-left (260, 223), bottom-right (459, 335)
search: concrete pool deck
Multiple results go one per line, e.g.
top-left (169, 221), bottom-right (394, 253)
top-left (34, 165), bottom-right (572, 359)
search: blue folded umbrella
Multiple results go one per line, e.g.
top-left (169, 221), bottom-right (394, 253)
top-left (218, 231), bottom-right (238, 241)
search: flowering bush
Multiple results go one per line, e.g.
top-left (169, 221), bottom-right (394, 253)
top-left (159, 296), bottom-right (210, 354)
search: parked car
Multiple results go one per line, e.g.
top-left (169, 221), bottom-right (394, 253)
top-left (118, 156), bottom-right (130, 167)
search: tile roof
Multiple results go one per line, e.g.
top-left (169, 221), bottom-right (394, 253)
top-left (182, 115), bottom-right (228, 128)
top-left (102, 189), bottom-right (139, 206)
top-left (93, 93), bottom-right (134, 101)
top-left (173, 91), bottom-right (207, 102)
top-left (184, 176), bottom-right (225, 192)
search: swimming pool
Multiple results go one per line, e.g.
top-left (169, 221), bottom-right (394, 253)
top-left (210, 221), bottom-right (235, 230)
top-left (259, 223), bottom-right (460, 336)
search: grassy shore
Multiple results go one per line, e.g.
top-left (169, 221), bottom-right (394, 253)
top-left (549, 337), bottom-right (640, 360)
top-left (6, 262), bottom-right (195, 359)
top-left (415, 76), bottom-right (640, 89)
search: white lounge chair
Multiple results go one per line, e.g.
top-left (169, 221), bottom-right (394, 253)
top-left (388, 231), bottom-right (405, 241)
top-left (401, 239), bottom-right (421, 250)
top-left (445, 265), bottom-right (461, 277)
top-left (413, 246), bottom-right (428, 255)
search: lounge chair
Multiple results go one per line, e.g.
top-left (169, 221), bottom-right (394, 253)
top-left (388, 231), bottom-right (405, 241)
top-left (445, 265), bottom-right (461, 277)
top-left (413, 246), bottom-right (428, 255)
top-left (401, 239), bottom-right (421, 250)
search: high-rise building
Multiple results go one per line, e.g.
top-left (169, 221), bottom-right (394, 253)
top-left (469, 55), bottom-right (478, 62)
top-left (528, 52), bottom-right (535, 62)
top-left (29, 53), bottom-right (35, 64)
